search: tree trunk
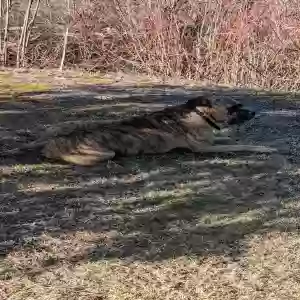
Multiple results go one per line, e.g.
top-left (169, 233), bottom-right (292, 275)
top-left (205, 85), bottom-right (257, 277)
top-left (59, 0), bottom-right (73, 71)
top-left (16, 0), bottom-right (34, 68)
top-left (3, 0), bottom-right (11, 65)
top-left (25, 0), bottom-right (41, 49)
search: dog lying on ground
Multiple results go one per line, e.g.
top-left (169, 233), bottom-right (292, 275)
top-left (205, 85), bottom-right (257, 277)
top-left (5, 95), bottom-right (277, 166)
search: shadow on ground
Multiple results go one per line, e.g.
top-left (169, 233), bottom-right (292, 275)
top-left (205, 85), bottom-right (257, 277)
top-left (1, 83), bottom-right (300, 269)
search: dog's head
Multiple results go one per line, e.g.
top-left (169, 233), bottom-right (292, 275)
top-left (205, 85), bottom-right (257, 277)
top-left (225, 103), bottom-right (256, 125)
top-left (185, 96), bottom-right (255, 129)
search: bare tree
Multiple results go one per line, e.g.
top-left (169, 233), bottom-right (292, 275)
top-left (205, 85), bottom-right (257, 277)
top-left (0, 0), bottom-right (11, 65)
top-left (59, 0), bottom-right (73, 71)
top-left (25, 0), bottom-right (41, 48)
top-left (16, 0), bottom-right (41, 68)
top-left (0, 0), bottom-right (3, 63)
top-left (3, 0), bottom-right (11, 65)
top-left (16, 0), bottom-right (33, 68)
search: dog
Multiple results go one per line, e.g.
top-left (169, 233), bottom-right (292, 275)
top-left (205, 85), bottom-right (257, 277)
top-left (6, 96), bottom-right (277, 166)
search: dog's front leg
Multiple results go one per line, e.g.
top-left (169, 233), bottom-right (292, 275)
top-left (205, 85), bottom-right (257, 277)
top-left (188, 142), bottom-right (278, 154)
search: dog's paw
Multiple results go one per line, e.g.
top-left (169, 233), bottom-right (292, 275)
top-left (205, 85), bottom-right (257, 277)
top-left (248, 145), bottom-right (278, 153)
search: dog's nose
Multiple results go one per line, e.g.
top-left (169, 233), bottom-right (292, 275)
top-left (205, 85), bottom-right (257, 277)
top-left (227, 108), bottom-right (255, 125)
top-left (245, 110), bottom-right (255, 121)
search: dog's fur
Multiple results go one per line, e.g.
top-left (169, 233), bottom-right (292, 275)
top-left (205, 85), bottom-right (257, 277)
top-left (7, 96), bottom-right (277, 166)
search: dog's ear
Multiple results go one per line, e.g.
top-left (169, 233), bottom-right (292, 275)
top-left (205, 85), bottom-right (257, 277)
top-left (185, 96), bottom-right (213, 109)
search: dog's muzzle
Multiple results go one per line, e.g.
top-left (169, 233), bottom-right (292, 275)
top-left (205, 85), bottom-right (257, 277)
top-left (227, 108), bottom-right (256, 125)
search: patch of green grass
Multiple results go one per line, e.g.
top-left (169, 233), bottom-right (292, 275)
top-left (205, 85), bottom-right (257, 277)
top-left (0, 83), bottom-right (50, 97)
top-left (12, 82), bottom-right (51, 93)
top-left (13, 163), bottom-right (54, 174)
top-left (0, 73), bottom-right (51, 97)
top-left (80, 76), bottom-right (115, 84)
top-left (135, 80), bottom-right (155, 87)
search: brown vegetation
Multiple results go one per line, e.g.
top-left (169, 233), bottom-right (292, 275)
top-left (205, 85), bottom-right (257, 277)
top-left (0, 0), bottom-right (300, 89)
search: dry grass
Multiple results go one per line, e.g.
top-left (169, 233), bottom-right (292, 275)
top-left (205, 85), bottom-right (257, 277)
top-left (2, 175), bottom-right (300, 300)
top-left (3, 231), bottom-right (300, 300)
top-left (1, 71), bottom-right (300, 299)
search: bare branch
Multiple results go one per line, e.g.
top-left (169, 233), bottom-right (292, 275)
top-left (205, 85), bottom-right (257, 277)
top-left (59, 0), bottom-right (72, 71)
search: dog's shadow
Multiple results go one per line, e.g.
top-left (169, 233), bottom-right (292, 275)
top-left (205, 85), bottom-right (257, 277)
top-left (1, 146), bottom-right (294, 262)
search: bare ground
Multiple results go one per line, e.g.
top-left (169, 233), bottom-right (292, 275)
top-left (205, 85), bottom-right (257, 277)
top-left (1, 70), bottom-right (300, 299)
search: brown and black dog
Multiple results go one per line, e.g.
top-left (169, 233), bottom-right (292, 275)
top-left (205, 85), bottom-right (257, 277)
top-left (6, 96), bottom-right (277, 166)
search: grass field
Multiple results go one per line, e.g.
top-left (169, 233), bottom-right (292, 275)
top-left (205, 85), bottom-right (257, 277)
top-left (1, 69), bottom-right (300, 300)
